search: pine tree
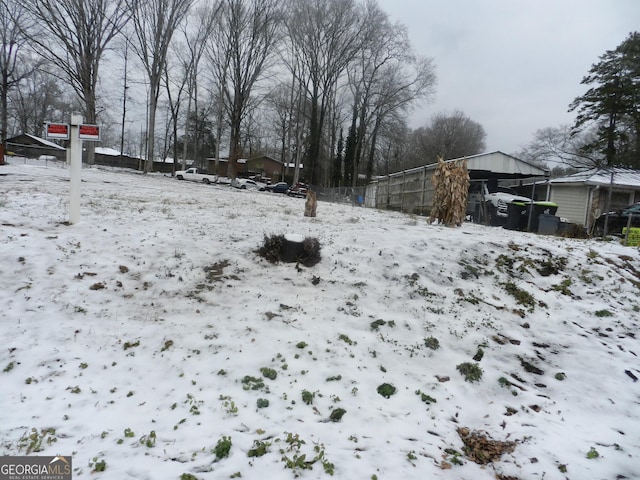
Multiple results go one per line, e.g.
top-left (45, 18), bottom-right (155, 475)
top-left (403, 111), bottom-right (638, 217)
top-left (569, 32), bottom-right (640, 167)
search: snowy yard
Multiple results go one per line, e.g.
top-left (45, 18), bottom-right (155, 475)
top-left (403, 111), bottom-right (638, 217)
top-left (1, 159), bottom-right (639, 480)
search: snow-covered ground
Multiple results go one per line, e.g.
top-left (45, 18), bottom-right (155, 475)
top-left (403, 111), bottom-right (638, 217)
top-left (1, 158), bottom-right (639, 480)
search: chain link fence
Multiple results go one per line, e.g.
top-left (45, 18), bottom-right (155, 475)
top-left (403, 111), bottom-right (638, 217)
top-left (310, 185), bottom-right (367, 206)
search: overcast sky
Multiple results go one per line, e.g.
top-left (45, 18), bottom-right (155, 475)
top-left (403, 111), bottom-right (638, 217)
top-left (377, 0), bottom-right (640, 155)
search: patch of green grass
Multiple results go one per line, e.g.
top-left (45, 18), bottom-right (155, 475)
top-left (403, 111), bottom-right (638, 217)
top-left (260, 367), bottom-right (277, 380)
top-left (498, 377), bottom-right (511, 388)
top-left (123, 340), bottom-right (140, 350)
top-left (503, 282), bottom-right (536, 310)
top-left (18, 428), bottom-right (57, 454)
top-left (456, 362), bottom-right (483, 382)
top-left (595, 309), bottom-right (613, 317)
top-left (552, 278), bottom-right (573, 296)
top-left (242, 376), bottom-right (265, 391)
top-left (256, 398), bottom-right (269, 409)
top-left (214, 436), bottom-right (232, 460)
top-left (377, 383), bottom-right (397, 398)
top-left (554, 372), bottom-right (567, 381)
top-left (424, 336), bottom-right (440, 350)
top-left (329, 408), bottom-right (346, 422)
top-left (472, 347), bottom-right (484, 361)
top-left (248, 439), bottom-right (271, 457)
top-left (301, 390), bottom-right (314, 405)
top-left (139, 430), bottom-right (156, 448)
top-left (180, 474), bottom-right (200, 480)
top-left (338, 333), bottom-right (354, 345)
top-left (90, 457), bottom-right (106, 472)
top-left (370, 319), bottom-right (386, 330)
top-left (3, 362), bottom-right (15, 373)
top-left (415, 390), bottom-right (436, 404)
top-left (586, 447), bottom-right (599, 459)
top-left (536, 256), bottom-right (568, 276)
top-left (219, 395), bottom-right (238, 415)
top-left (296, 341), bottom-right (308, 349)
top-left (280, 432), bottom-right (332, 475)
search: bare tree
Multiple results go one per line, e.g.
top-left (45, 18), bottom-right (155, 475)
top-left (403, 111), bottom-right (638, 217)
top-left (1, 0), bottom-right (38, 147)
top-left (128, 0), bottom-right (194, 172)
top-left (9, 69), bottom-right (76, 137)
top-left (516, 125), bottom-right (601, 172)
top-left (167, 0), bottom-right (222, 169)
top-left (409, 110), bottom-right (486, 167)
top-left (345, 4), bottom-right (436, 185)
top-left (206, 0), bottom-right (282, 178)
top-left (286, 0), bottom-right (367, 185)
top-left (373, 58), bottom-right (437, 176)
top-left (22, 0), bottom-right (133, 163)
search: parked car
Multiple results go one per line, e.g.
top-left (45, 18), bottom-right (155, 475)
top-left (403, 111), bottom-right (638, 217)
top-left (593, 202), bottom-right (640, 236)
top-left (287, 182), bottom-right (308, 198)
top-left (230, 178), bottom-right (266, 191)
top-left (266, 182), bottom-right (289, 194)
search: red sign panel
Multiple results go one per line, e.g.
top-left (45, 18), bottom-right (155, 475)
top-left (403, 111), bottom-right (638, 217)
top-left (46, 123), bottom-right (70, 140)
top-left (78, 124), bottom-right (101, 141)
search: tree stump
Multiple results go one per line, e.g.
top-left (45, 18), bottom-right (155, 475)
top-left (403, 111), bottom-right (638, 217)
top-left (257, 234), bottom-right (321, 267)
top-left (304, 190), bottom-right (317, 217)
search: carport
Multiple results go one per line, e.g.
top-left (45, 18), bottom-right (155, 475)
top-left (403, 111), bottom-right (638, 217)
top-left (366, 151), bottom-right (549, 216)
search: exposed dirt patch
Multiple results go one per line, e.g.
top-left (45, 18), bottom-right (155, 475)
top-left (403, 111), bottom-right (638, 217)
top-left (204, 260), bottom-right (231, 283)
top-left (457, 427), bottom-right (517, 465)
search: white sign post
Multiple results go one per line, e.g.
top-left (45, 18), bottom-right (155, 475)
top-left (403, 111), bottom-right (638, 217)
top-left (69, 113), bottom-right (83, 224)
top-left (45, 114), bottom-right (101, 225)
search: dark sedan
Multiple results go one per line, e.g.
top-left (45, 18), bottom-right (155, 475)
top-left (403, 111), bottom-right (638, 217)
top-left (266, 182), bottom-right (289, 194)
top-left (593, 202), bottom-right (640, 236)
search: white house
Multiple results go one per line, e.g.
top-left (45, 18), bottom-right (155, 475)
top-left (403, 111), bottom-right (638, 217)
top-left (544, 168), bottom-right (640, 229)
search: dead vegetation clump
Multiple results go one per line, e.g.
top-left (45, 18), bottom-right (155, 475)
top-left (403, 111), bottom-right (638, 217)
top-left (429, 157), bottom-right (470, 226)
top-left (457, 427), bottom-right (517, 465)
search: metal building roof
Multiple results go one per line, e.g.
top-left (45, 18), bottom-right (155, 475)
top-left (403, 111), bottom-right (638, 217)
top-left (549, 167), bottom-right (640, 188)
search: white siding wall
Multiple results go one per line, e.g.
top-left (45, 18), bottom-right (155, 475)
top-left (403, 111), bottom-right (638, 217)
top-left (550, 186), bottom-right (590, 225)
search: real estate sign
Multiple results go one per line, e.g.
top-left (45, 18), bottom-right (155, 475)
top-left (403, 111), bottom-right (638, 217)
top-left (78, 124), bottom-right (100, 141)
top-left (45, 123), bottom-right (70, 140)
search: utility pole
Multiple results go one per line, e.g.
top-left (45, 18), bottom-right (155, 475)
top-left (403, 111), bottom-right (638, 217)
top-left (119, 41), bottom-right (129, 169)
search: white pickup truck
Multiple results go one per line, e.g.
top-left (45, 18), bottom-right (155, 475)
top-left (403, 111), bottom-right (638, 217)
top-left (467, 183), bottom-right (531, 225)
top-left (175, 168), bottom-right (217, 184)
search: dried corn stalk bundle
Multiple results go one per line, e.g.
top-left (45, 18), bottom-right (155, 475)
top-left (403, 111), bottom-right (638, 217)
top-left (429, 157), bottom-right (470, 226)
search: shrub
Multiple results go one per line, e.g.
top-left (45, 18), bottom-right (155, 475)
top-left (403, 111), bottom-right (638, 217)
top-left (214, 436), bottom-right (232, 460)
top-left (377, 383), bottom-right (397, 398)
top-left (260, 367), bottom-right (277, 380)
top-left (329, 408), bottom-right (346, 422)
top-left (424, 337), bottom-right (440, 350)
top-left (456, 362), bottom-right (483, 382)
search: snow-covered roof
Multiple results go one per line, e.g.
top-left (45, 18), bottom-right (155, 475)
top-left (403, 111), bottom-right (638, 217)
top-left (383, 151), bottom-right (548, 179)
top-left (550, 167), bottom-right (640, 188)
top-left (95, 147), bottom-right (121, 156)
top-left (24, 133), bottom-right (65, 150)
